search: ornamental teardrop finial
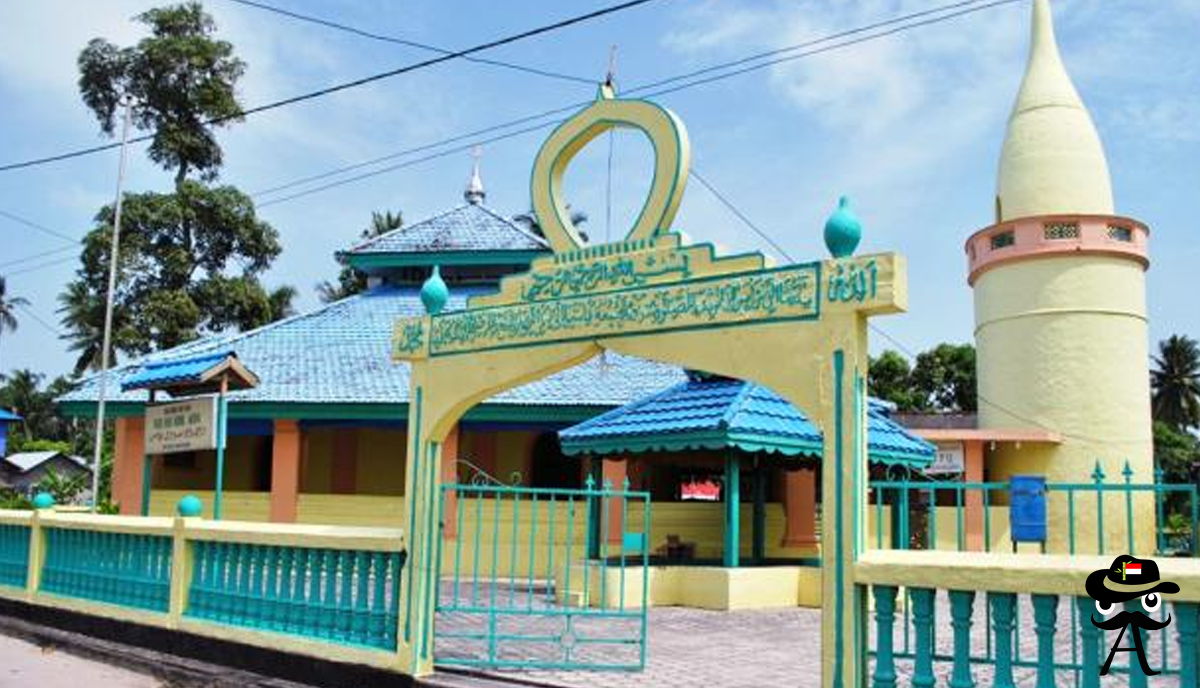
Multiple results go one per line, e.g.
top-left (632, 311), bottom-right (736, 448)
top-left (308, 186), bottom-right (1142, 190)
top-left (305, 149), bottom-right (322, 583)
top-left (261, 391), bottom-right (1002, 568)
top-left (420, 265), bottom-right (449, 315)
top-left (824, 195), bottom-right (862, 258)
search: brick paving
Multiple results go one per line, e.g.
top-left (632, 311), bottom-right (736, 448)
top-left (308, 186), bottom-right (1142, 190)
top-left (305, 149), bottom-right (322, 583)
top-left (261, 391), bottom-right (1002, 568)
top-left (435, 585), bottom-right (1187, 688)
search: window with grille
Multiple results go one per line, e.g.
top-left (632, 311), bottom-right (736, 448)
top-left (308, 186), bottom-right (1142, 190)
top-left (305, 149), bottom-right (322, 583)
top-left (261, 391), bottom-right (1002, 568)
top-left (1107, 225), bottom-right (1133, 242)
top-left (1043, 222), bottom-right (1080, 240)
top-left (990, 231), bottom-right (1015, 250)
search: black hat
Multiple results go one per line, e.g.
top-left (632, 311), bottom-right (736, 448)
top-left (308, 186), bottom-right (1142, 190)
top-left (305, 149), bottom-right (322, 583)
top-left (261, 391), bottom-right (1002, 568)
top-left (1086, 555), bottom-right (1179, 604)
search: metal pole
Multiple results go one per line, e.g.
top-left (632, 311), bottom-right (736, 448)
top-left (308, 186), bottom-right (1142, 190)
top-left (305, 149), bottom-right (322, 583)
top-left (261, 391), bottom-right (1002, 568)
top-left (89, 97), bottom-right (133, 512)
top-left (214, 376), bottom-right (229, 520)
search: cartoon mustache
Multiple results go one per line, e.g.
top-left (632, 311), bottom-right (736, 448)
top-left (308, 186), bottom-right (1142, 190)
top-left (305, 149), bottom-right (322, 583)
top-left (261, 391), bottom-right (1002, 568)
top-left (1090, 610), bottom-right (1172, 631)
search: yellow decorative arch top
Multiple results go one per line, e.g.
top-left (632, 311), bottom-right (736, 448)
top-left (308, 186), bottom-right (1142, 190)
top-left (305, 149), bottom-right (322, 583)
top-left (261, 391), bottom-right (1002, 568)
top-left (530, 84), bottom-right (691, 253)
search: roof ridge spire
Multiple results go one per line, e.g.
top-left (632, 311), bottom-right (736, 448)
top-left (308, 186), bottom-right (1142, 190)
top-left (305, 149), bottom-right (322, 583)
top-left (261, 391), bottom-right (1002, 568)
top-left (464, 146), bottom-right (485, 205)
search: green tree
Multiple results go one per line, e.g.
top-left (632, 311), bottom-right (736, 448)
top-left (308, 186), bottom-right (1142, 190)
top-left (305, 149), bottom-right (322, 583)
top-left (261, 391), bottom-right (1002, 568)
top-left (1151, 334), bottom-right (1200, 430)
top-left (66, 3), bottom-right (293, 364)
top-left (513, 207), bottom-right (588, 242)
top-left (910, 343), bottom-right (977, 413)
top-left (0, 276), bottom-right (29, 374)
top-left (868, 350), bottom-right (921, 411)
top-left (317, 210), bottom-right (403, 303)
top-left (0, 370), bottom-right (73, 444)
top-left (36, 467), bottom-right (89, 506)
top-left (78, 2), bottom-right (245, 186)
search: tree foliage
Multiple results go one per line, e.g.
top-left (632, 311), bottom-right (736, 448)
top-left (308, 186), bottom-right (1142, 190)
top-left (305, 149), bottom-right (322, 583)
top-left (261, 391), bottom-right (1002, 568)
top-left (0, 276), bottom-right (29, 372)
top-left (0, 370), bottom-right (75, 446)
top-left (317, 210), bottom-right (402, 304)
top-left (868, 343), bottom-right (977, 413)
top-left (65, 3), bottom-right (293, 372)
top-left (1151, 334), bottom-right (1200, 430)
top-left (78, 2), bottom-right (245, 185)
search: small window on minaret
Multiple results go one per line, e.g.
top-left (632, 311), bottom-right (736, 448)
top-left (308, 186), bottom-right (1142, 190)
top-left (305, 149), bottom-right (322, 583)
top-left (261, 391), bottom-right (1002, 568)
top-left (990, 231), bottom-right (1015, 250)
top-left (1043, 222), bottom-right (1080, 240)
top-left (1107, 225), bottom-right (1133, 242)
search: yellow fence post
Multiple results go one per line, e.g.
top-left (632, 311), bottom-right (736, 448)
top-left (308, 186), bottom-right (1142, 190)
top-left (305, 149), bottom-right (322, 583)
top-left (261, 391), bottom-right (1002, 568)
top-left (167, 514), bottom-right (196, 629)
top-left (25, 507), bottom-right (48, 603)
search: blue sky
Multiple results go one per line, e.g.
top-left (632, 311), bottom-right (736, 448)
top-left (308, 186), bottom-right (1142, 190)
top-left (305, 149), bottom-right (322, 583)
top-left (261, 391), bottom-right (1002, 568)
top-left (0, 0), bottom-right (1197, 379)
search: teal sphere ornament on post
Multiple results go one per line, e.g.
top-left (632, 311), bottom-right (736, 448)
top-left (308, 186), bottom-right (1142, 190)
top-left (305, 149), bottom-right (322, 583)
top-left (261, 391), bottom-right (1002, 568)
top-left (177, 494), bottom-right (203, 518)
top-left (824, 196), bottom-right (862, 258)
top-left (32, 492), bottom-right (55, 510)
top-left (420, 265), bottom-right (450, 315)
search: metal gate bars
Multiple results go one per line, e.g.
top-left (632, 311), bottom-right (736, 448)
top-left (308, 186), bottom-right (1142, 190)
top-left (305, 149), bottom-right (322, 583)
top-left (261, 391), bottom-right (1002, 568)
top-left (433, 478), bottom-right (650, 671)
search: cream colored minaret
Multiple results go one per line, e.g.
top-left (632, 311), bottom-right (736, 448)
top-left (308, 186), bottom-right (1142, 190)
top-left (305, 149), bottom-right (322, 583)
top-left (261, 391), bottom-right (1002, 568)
top-left (968, 0), bottom-right (1153, 553)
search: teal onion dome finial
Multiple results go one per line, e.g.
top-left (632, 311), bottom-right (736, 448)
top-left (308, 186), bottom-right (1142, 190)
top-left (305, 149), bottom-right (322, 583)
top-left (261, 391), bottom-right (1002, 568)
top-left (32, 492), bottom-right (55, 510)
top-left (420, 265), bottom-right (449, 315)
top-left (177, 494), bottom-right (203, 518)
top-left (824, 195), bottom-right (862, 258)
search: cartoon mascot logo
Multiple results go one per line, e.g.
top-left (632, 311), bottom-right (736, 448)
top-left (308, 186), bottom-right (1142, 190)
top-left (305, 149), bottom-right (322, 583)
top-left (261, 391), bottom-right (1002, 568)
top-left (1086, 555), bottom-right (1178, 676)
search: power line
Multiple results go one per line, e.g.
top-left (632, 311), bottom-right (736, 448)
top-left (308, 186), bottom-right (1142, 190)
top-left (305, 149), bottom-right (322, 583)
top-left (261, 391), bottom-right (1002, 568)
top-left (0, 245), bottom-right (78, 270)
top-left (248, 0), bottom-right (1024, 208)
top-left (0, 0), bottom-right (663, 173)
top-left (226, 0), bottom-right (594, 85)
top-left (690, 168), bottom-right (794, 263)
top-left (14, 303), bottom-right (63, 338)
top-left (3, 254), bottom-right (78, 277)
top-left (0, 209), bottom-right (80, 245)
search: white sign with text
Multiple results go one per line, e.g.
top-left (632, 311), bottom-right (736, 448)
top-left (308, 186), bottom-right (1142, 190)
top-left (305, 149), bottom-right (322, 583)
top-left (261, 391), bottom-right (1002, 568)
top-left (144, 397), bottom-right (218, 455)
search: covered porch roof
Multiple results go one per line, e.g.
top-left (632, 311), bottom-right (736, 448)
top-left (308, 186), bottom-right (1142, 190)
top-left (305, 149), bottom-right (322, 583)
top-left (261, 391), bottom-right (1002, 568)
top-left (558, 373), bottom-right (936, 468)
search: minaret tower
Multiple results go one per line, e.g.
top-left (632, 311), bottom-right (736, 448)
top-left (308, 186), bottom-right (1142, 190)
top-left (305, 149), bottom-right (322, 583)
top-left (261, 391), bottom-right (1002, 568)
top-left (968, 0), bottom-right (1152, 552)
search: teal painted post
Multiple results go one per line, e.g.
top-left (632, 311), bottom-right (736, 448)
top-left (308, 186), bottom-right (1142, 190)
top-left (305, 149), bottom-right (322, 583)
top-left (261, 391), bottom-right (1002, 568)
top-left (1124, 599), bottom-right (1148, 688)
top-left (949, 590), bottom-right (975, 688)
top-left (1122, 461), bottom-right (1135, 554)
top-left (140, 452), bottom-right (152, 517)
top-left (911, 587), bottom-right (936, 688)
top-left (1177, 602), bottom-right (1199, 688)
top-left (1032, 594), bottom-right (1058, 688)
top-left (587, 466), bottom-right (601, 560)
top-left (872, 585), bottom-right (898, 688)
top-left (990, 593), bottom-right (1017, 688)
top-left (1092, 462), bottom-right (1106, 554)
top-left (1076, 597), bottom-right (1101, 688)
top-left (723, 451), bottom-right (740, 568)
top-left (213, 391), bottom-right (228, 521)
top-left (752, 462), bottom-right (766, 563)
top-left (1154, 468), bottom-right (1166, 553)
top-left (899, 478), bottom-right (910, 549)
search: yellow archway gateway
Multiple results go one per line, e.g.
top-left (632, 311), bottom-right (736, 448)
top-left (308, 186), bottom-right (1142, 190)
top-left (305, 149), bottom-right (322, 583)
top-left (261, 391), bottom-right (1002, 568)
top-left (393, 85), bottom-right (908, 688)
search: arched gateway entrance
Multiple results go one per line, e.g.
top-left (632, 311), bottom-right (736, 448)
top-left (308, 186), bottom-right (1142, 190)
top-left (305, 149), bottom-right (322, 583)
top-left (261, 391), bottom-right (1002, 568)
top-left (393, 84), bottom-right (907, 688)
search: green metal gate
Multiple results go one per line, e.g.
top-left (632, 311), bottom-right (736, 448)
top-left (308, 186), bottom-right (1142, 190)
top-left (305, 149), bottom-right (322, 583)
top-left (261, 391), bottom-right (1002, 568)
top-left (433, 478), bottom-right (650, 671)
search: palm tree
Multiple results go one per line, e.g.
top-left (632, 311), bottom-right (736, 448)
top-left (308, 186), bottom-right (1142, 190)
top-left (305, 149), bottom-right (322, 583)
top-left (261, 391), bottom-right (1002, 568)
top-left (1151, 334), bottom-right (1200, 430)
top-left (0, 276), bottom-right (30, 375)
top-left (513, 206), bottom-right (589, 243)
top-left (58, 280), bottom-right (106, 376)
top-left (318, 210), bottom-right (403, 303)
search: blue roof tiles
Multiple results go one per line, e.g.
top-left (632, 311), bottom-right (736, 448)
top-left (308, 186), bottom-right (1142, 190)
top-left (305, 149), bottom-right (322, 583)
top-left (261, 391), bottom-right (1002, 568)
top-left (559, 375), bottom-right (935, 467)
top-left (341, 203), bottom-right (549, 256)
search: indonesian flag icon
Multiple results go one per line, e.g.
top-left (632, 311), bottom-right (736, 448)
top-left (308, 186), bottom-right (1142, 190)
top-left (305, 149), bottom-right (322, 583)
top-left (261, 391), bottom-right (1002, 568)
top-left (1126, 563), bottom-right (1142, 576)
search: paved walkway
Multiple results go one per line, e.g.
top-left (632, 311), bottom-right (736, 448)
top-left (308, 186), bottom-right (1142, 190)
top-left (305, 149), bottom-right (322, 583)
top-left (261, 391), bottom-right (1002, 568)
top-left (0, 633), bottom-right (163, 688)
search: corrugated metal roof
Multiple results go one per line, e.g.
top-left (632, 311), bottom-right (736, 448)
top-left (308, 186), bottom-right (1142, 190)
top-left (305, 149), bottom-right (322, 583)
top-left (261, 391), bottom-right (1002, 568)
top-left (59, 286), bottom-right (686, 408)
top-left (2, 451), bottom-right (89, 474)
top-left (120, 350), bottom-right (235, 391)
top-left (342, 203), bottom-right (549, 256)
top-left (558, 376), bottom-right (935, 467)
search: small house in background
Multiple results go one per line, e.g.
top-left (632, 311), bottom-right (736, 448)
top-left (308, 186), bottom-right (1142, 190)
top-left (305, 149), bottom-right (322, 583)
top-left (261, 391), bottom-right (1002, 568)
top-left (0, 408), bottom-right (19, 457)
top-left (0, 451), bottom-right (92, 499)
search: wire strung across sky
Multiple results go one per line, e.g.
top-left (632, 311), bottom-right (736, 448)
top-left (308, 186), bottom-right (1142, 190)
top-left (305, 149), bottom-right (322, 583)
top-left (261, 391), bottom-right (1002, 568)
top-left (0, 0), bottom-right (1025, 267)
top-left (225, 0), bottom-right (595, 85)
top-left (247, 0), bottom-right (1026, 207)
top-left (0, 0), bottom-right (662, 173)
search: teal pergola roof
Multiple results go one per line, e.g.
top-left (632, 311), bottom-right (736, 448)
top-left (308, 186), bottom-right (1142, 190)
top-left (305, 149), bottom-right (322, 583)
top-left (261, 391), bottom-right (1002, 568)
top-left (559, 375), bottom-right (935, 468)
top-left (0, 408), bottom-right (19, 422)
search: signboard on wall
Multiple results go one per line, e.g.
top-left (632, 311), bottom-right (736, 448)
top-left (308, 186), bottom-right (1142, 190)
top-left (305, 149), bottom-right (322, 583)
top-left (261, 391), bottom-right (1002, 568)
top-left (144, 397), bottom-right (218, 455)
top-left (926, 442), bottom-right (965, 475)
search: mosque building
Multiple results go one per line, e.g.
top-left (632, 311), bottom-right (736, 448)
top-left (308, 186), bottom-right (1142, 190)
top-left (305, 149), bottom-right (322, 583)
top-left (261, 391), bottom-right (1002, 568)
top-left (57, 0), bottom-right (1153, 590)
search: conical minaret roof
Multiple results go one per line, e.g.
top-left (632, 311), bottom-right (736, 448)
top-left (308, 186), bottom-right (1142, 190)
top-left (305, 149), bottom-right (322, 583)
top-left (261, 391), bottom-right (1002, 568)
top-left (996, 0), bottom-right (1113, 221)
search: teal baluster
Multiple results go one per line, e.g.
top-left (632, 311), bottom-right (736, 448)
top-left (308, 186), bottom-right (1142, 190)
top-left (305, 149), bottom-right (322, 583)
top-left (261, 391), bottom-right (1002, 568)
top-left (911, 588), bottom-right (936, 688)
top-left (1076, 597), bottom-right (1100, 688)
top-left (451, 488), bottom-right (464, 610)
top-left (955, 487), bottom-right (965, 552)
top-left (371, 551), bottom-right (387, 645)
top-left (1124, 599), bottom-right (1148, 688)
top-left (546, 494), bottom-right (557, 603)
top-left (246, 545), bottom-right (264, 627)
top-left (509, 489), bottom-right (520, 608)
top-left (1032, 594), bottom-right (1058, 688)
top-left (949, 590), bottom-right (975, 688)
top-left (1153, 468), bottom-right (1165, 553)
top-left (989, 593), bottom-right (1016, 688)
top-left (471, 489), bottom-right (482, 605)
top-left (1177, 602), bottom-right (1199, 688)
top-left (600, 479), bottom-right (611, 607)
top-left (337, 550), bottom-right (353, 640)
top-left (1123, 461), bottom-right (1135, 554)
top-left (527, 493), bottom-right (538, 612)
top-left (1092, 462), bottom-right (1106, 554)
top-left (564, 495), bottom-right (575, 611)
top-left (354, 550), bottom-right (370, 644)
top-left (872, 586), bottom-right (898, 688)
top-left (319, 549), bottom-right (336, 638)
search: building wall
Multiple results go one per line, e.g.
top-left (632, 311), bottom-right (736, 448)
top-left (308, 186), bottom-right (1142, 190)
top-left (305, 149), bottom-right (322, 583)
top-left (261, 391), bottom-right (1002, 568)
top-left (975, 254), bottom-right (1153, 553)
top-left (151, 435), bottom-right (270, 492)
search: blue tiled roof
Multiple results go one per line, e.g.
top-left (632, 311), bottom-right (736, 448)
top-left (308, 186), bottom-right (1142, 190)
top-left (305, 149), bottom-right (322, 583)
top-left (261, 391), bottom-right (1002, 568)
top-left (0, 408), bottom-right (19, 422)
top-left (58, 286), bottom-right (686, 409)
top-left (120, 350), bottom-right (236, 391)
top-left (342, 203), bottom-right (549, 256)
top-left (559, 377), bottom-right (935, 467)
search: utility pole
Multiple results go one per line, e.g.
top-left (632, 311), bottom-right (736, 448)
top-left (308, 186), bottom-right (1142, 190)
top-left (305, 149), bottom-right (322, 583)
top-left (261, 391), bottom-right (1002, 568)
top-left (90, 97), bottom-right (133, 511)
